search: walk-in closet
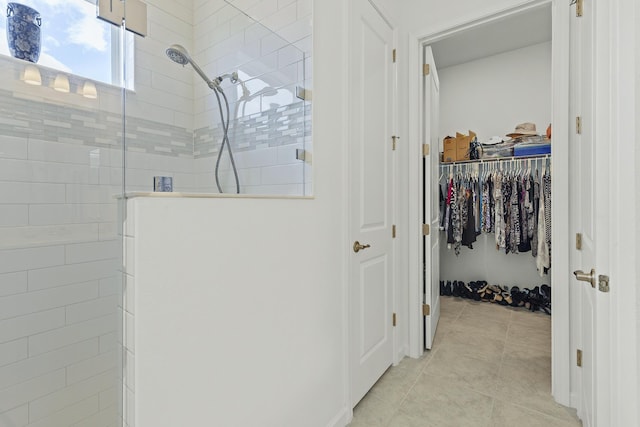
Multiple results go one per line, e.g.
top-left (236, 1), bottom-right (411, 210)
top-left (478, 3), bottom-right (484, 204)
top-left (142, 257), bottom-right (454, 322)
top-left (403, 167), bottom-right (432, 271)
top-left (421, 3), bottom-right (554, 349)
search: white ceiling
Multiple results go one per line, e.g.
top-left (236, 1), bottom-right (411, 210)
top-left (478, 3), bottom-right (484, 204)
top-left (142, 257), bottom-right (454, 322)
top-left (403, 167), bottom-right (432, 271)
top-left (430, 4), bottom-right (552, 69)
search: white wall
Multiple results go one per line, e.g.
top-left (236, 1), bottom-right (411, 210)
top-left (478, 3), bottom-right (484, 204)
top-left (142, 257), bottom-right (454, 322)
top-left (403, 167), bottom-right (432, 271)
top-left (130, 196), bottom-right (346, 427)
top-left (636, 0), bottom-right (640, 418)
top-left (438, 41), bottom-right (551, 141)
top-left (438, 41), bottom-right (551, 288)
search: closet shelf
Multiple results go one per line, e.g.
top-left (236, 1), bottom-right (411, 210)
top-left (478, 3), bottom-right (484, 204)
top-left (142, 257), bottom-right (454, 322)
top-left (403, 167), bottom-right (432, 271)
top-left (440, 153), bottom-right (550, 167)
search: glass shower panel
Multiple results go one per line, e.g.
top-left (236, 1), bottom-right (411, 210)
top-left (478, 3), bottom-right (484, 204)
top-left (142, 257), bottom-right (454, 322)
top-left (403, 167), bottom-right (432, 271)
top-left (0, 10), bottom-right (124, 427)
top-left (125, 0), bottom-right (312, 197)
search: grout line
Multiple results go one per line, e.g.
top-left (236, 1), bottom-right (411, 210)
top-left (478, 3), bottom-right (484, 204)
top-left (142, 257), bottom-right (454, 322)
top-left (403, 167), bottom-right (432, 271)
top-left (485, 399), bottom-right (497, 427)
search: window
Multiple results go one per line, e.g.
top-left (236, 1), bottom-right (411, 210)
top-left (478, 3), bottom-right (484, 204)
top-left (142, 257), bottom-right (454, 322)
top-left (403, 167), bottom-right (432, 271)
top-left (1, 0), bottom-right (133, 87)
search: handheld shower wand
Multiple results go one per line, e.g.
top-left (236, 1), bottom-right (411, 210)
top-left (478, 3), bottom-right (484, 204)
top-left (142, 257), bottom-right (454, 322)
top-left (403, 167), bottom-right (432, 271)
top-left (166, 44), bottom-right (220, 90)
top-left (166, 45), bottom-right (239, 90)
top-left (165, 44), bottom-right (240, 194)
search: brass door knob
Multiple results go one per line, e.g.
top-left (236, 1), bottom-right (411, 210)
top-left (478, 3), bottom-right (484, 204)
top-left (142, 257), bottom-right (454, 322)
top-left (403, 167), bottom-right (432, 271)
top-left (353, 241), bottom-right (371, 253)
top-left (573, 268), bottom-right (596, 288)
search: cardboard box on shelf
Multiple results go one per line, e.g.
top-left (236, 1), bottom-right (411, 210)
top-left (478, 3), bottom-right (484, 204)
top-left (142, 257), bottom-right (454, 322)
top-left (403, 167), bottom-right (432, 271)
top-left (441, 131), bottom-right (477, 162)
top-left (443, 148), bottom-right (456, 162)
top-left (442, 136), bottom-right (456, 162)
top-left (455, 131), bottom-right (477, 162)
top-left (443, 136), bottom-right (456, 150)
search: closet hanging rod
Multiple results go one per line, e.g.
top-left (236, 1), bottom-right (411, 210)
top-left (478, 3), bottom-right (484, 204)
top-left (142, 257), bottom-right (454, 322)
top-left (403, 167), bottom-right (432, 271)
top-left (439, 154), bottom-right (550, 167)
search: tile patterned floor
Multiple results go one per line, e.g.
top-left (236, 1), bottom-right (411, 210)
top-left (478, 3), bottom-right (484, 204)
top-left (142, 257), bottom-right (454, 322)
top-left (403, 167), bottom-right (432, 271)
top-left (349, 296), bottom-right (582, 427)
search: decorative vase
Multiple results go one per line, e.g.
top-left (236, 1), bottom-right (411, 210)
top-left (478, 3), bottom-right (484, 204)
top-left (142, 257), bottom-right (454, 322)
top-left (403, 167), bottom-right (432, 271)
top-left (6, 3), bottom-right (41, 63)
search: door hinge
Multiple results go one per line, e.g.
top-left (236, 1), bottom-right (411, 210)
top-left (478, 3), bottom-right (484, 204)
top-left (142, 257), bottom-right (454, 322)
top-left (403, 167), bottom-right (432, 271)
top-left (392, 49), bottom-right (396, 63)
top-left (577, 349), bottom-right (583, 367)
top-left (422, 304), bottom-right (430, 316)
top-left (576, 233), bottom-right (582, 250)
top-left (392, 312), bottom-right (397, 327)
top-left (392, 225), bottom-right (397, 239)
top-left (423, 64), bottom-right (430, 76)
top-left (598, 275), bottom-right (610, 293)
top-left (392, 135), bottom-right (399, 150)
top-left (572, 0), bottom-right (583, 17)
top-left (422, 224), bottom-right (430, 236)
top-left (576, 116), bottom-right (582, 134)
top-left (422, 144), bottom-right (430, 157)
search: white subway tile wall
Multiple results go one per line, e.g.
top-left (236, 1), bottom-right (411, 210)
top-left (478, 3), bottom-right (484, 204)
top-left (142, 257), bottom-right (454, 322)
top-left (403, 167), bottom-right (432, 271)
top-left (119, 0), bottom-right (312, 195)
top-left (0, 1), bottom-right (311, 426)
top-left (188, 0), bottom-right (312, 195)
top-left (0, 53), bottom-right (125, 427)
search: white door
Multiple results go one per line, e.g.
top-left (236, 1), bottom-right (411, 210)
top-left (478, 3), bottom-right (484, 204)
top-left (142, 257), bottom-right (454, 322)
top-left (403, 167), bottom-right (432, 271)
top-left (422, 46), bottom-right (440, 350)
top-left (570, 0), bottom-right (610, 424)
top-left (349, 0), bottom-right (395, 407)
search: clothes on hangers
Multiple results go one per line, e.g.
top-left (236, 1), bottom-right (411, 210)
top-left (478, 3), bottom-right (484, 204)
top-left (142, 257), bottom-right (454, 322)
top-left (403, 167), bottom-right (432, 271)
top-left (439, 158), bottom-right (551, 274)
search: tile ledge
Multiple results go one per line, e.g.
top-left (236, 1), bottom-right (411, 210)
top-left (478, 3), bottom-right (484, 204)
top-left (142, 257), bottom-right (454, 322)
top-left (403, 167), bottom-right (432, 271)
top-left (118, 192), bottom-right (314, 201)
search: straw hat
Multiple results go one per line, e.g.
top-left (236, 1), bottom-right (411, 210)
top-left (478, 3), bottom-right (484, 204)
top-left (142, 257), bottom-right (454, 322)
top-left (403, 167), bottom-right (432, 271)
top-left (506, 122), bottom-right (538, 137)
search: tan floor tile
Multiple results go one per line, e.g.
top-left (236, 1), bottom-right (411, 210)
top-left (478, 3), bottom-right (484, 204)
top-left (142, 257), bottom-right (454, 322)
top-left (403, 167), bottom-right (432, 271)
top-left (489, 400), bottom-right (582, 427)
top-left (431, 320), bottom-right (453, 348)
top-left (350, 299), bottom-right (582, 427)
top-left (439, 295), bottom-right (468, 315)
top-left (459, 300), bottom-right (513, 322)
top-left (367, 364), bottom-right (418, 406)
top-left (350, 393), bottom-right (396, 427)
top-left (422, 348), bottom-right (501, 396)
top-left (502, 342), bottom-right (552, 373)
top-left (510, 308), bottom-right (551, 327)
top-left (387, 411), bottom-right (438, 427)
top-left (498, 355), bottom-right (551, 393)
top-left (450, 312), bottom-right (510, 341)
top-left (401, 374), bottom-right (493, 427)
top-left (506, 322), bottom-right (551, 349)
top-left (395, 351), bottom-right (434, 374)
top-left (439, 310), bottom-right (462, 324)
top-left (494, 366), bottom-right (575, 422)
top-left (437, 327), bottom-right (506, 362)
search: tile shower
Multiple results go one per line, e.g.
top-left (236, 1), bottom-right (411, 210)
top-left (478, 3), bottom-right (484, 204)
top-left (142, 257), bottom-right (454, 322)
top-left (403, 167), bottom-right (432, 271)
top-left (0, 0), bottom-right (312, 426)
top-left (128, 0), bottom-right (312, 196)
top-left (0, 57), bottom-right (124, 427)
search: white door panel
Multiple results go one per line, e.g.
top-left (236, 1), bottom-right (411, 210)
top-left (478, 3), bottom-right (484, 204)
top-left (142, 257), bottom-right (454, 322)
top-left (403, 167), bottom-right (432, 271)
top-left (360, 256), bottom-right (389, 357)
top-left (423, 46), bottom-right (440, 350)
top-left (349, 0), bottom-right (395, 407)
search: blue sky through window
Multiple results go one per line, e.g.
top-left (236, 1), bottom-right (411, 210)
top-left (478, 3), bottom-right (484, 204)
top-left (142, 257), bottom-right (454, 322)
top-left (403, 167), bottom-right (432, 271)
top-left (1, 0), bottom-right (113, 84)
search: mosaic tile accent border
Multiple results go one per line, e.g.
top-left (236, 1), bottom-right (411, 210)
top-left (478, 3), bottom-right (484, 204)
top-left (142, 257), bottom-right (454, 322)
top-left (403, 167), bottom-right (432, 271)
top-left (194, 102), bottom-right (312, 158)
top-left (0, 89), bottom-right (193, 157)
top-left (0, 89), bottom-right (312, 161)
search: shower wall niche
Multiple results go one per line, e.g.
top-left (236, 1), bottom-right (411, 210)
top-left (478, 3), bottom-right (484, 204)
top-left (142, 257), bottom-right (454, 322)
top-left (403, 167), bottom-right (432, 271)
top-left (125, 0), bottom-right (313, 196)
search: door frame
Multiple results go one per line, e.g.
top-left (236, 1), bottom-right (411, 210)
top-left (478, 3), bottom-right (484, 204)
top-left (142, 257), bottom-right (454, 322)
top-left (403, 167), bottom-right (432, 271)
top-left (589, 0), bottom-right (638, 424)
top-left (405, 0), bottom-right (573, 406)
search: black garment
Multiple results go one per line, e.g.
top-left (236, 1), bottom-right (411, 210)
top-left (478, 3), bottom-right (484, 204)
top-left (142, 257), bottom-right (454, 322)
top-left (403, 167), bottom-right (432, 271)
top-left (461, 189), bottom-right (477, 248)
top-left (518, 177), bottom-right (532, 253)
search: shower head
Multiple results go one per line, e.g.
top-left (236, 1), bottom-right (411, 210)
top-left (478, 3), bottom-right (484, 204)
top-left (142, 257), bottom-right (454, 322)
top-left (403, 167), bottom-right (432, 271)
top-left (166, 44), bottom-right (219, 90)
top-left (166, 44), bottom-right (190, 65)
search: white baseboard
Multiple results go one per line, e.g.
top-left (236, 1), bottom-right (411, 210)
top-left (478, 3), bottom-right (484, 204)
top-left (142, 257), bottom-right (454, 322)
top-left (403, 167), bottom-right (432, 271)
top-left (326, 406), bottom-right (351, 427)
top-left (395, 345), bottom-right (408, 365)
